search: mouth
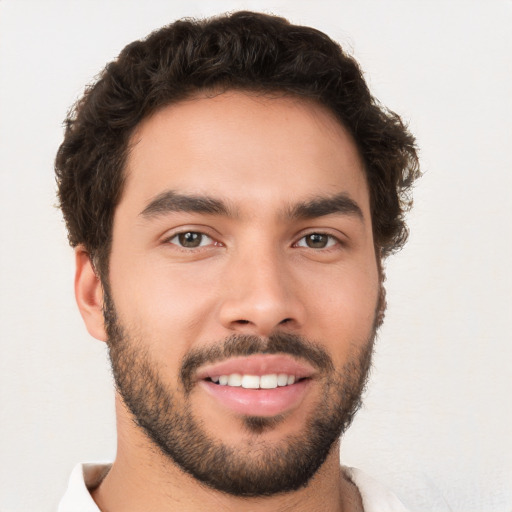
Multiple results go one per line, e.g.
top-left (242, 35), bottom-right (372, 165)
top-left (195, 354), bottom-right (315, 417)
top-left (208, 373), bottom-right (300, 388)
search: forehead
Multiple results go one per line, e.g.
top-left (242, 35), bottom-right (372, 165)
top-left (121, 91), bottom-right (369, 217)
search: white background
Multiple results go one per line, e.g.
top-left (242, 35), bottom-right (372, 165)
top-left (1, 1), bottom-right (511, 511)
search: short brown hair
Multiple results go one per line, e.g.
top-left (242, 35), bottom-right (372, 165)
top-left (55, 11), bottom-right (420, 275)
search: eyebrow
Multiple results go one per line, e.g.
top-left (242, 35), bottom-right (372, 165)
top-left (139, 190), bottom-right (363, 223)
top-left (140, 190), bottom-right (238, 219)
top-left (286, 193), bottom-right (364, 221)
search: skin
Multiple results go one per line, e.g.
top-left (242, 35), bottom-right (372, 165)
top-left (75, 91), bottom-right (380, 511)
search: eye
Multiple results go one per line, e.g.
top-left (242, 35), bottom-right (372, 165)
top-left (295, 233), bottom-right (338, 249)
top-left (167, 231), bottom-right (215, 249)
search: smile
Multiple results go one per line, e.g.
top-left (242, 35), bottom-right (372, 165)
top-left (196, 354), bottom-right (315, 417)
top-left (209, 373), bottom-right (297, 389)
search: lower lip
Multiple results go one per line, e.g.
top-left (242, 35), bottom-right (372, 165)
top-left (199, 379), bottom-right (311, 417)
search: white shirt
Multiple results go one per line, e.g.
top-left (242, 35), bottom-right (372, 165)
top-left (58, 463), bottom-right (409, 512)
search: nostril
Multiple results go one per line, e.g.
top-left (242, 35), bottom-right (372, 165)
top-left (235, 319), bottom-right (250, 325)
top-left (279, 318), bottom-right (292, 325)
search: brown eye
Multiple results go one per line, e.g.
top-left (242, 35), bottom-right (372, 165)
top-left (307, 234), bottom-right (328, 248)
top-left (169, 232), bottom-right (213, 248)
top-left (296, 233), bottom-right (337, 249)
top-left (178, 232), bottom-right (203, 247)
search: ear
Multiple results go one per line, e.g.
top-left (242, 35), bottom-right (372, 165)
top-left (74, 246), bottom-right (108, 341)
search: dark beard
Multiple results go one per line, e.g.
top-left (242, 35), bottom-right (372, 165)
top-left (103, 292), bottom-right (376, 497)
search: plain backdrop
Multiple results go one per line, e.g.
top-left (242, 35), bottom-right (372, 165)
top-left (1, 1), bottom-right (511, 511)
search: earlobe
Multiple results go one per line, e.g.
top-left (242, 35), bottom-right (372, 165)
top-left (74, 246), bottom-right (108, 341)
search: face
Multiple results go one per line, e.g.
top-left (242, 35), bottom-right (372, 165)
top-left (101, 92), bottom-right (381, 495)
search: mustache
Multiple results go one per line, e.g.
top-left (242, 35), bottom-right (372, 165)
top-left (180, 332), bottom-right (334, 392)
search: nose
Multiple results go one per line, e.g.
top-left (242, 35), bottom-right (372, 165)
top-left (218, 246), bottom-right (305, 337)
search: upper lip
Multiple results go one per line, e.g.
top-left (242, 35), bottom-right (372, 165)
top-left (195, 354), bottom-right (316, 381)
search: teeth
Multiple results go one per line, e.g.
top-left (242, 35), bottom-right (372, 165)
top-left (212, 373), bottom-right (298, 388)
top-left (277, 374), bottom-right (288, 387)
top-left (228, 373), bottom-right (242, 386)
top-left (260, 374), bottom-right (277, 389)
top-left (241, 375), bottom-right (260, 389)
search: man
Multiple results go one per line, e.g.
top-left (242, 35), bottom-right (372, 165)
top-left (56, 11), bottom-right (419, 512)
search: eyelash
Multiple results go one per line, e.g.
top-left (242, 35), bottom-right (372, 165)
top-left (165, 231), bottom-right (221, 250)
top-left (293, 233), bottom-right (341, 250)
top-left (164, 230), bottom-right (342, 251)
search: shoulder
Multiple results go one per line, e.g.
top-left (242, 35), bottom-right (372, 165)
top-left (343, 466), bottom-right (409, 512)
top-left (58, 462), bottom-right (111, 512)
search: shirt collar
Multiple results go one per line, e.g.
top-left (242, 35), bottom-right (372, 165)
top-left (58, 463), bottom-right (111, 512)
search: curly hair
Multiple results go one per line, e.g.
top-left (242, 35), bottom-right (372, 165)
top-left (55, 11), bottom-right (420, 276)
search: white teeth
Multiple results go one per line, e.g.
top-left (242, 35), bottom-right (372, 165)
top-left (227, 373), bottom-right (242, 387)
top-left (260, 374), bottom-right (278, 389)
top-left (277, 374), bottom-right (289, 387)
top-left (241, 375), bottom-right (260, 389)
top-left (211, 373), bottom-right (298, 388)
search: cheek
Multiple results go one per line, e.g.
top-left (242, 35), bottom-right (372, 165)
top-left (303, 263), bottom-right (379, 362)
top-left (109, 254), bottom-right (223, 344)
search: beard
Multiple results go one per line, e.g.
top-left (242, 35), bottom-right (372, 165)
top-left (103, 291), bottom-right (378, 497)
